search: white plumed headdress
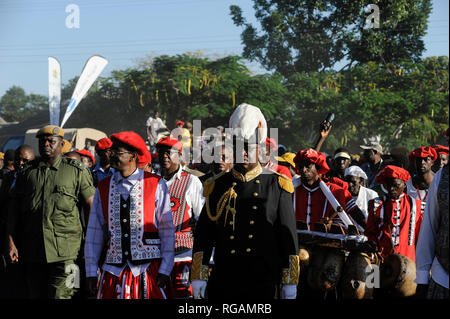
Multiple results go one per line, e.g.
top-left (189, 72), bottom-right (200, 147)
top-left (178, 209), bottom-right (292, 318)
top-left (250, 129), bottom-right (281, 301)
top-left (228, 103), bottom-right (267, 144)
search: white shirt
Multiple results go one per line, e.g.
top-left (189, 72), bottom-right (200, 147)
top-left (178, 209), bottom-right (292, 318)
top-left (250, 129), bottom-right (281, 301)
top-left (415, 168), bottom-right (449, 288)
top-left (406, 178), bottom-right (429, 216)
top-left (85, 168), bottom-right (175, 278)
top-left (146, 116), bottom-right (166, 128)
top-left (406, 178), bottom-right (428, 202)
top-left (163, 166), bottom-right (205, 261)
top-left (146, 117), bottom-right (167, 143)
top-left (354, 186), bottom-right (379, 219)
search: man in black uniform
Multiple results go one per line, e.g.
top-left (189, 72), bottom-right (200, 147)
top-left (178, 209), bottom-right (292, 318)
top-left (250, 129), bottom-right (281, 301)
top-left (191, 103), bottom-right (299, 300)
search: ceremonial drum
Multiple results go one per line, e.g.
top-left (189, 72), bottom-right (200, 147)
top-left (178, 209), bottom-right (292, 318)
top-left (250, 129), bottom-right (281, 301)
top-left (380, 254), bottom-right (417, 297)
top-left (307, 247), bottom-right (346, 291)
top-left (341, 252), bottom-right (379, 299)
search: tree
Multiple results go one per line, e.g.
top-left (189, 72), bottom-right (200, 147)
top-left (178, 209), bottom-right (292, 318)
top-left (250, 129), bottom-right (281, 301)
top-left (0, 86), bottom-right (27, 122)
top-left (0, 86), bottom-right (47, 122)
top-left (27, 94), bottom-right (48, 114)
top-left (230, 0), bottom-right (431, 76)
top-left (283, 56), bottom-right (449, 154)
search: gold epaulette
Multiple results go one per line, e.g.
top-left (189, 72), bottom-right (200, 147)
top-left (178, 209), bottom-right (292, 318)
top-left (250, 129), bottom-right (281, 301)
top-left (202, 170), bottom-right (227, 197)
top-left (269, 169), bottom-right (294, 193)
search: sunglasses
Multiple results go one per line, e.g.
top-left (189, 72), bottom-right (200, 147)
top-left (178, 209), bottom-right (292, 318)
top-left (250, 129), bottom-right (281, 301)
top-left (110, 150), bottom-right (134, 156)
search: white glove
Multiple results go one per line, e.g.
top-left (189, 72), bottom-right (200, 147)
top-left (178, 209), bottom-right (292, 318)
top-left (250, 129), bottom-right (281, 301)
top-left (280, 284), bottom-right (297, 299)
top-left (191, 280), bottom-right (207, 299)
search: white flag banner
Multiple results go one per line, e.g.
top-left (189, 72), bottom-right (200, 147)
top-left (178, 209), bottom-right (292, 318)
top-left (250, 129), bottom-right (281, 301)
top-left (60, 55), bottom-right (108, 128)
top-left (48, 57), bottom-right (61, 126)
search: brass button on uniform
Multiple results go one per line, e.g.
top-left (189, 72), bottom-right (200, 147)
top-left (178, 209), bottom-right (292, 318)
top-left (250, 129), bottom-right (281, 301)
top-left (230, 235), bottom-right (235, 240)
top-left (253, 192), bottom-right (258, 197)
top-left (255, 180), bottom-right (260, 184)
top-left (246, 248), bottom-right (251, 253)
top-left (231, 250), bottom-right (236, 254)
top-left (248, 234), bottom-right (253, 239)
top-left (232, 182), bottom-right (237, 186)
top-left (250, 220), bottom-right (255, 225)
top-left (229, 221), bottom-right (234, 226)
top-left (252, 205), bottom-right (257, 210)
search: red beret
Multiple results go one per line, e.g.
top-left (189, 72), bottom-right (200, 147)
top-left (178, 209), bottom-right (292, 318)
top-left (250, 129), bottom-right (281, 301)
top-left (375, 165), bottom-right (411, 185)
top-left (138, 149), bottom-right (152, 166)
top-left (110, 131), bottom-right (149, 166)
top-left (408, 146), bottom-right (438, 162)
top-left (433, 144), bottom-right (449, 155)
top-left (155, 137), bottom-right (183, 152)
top-left (95, 137), bottom-right (113, 152)
top-left (76, 149), bottom-right (95, 165)
top-left (293, 148), bottom-right (330, 175)
top-left (175, 121), bottom-right (185, 127)
top-left (265, 137), bottom-right (277, 152)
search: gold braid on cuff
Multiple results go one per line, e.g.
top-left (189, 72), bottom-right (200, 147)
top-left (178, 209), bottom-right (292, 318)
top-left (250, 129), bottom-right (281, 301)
top-left (190, 252), bottom-right (209, 281)
top-left (281, 255), bottom-right (300, 285)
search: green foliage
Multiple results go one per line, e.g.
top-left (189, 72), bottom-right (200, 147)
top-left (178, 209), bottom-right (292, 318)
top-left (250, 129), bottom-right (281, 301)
top-left (285, 56), bottom-right (449, 154)
top-left (230, 0), bottom-right (431, 76)
top-left (3, 53), bottom-right (446, 156)
top-left (65, 54), bottom-right (448, 155)
top-left (0, 86), bottom-right (47, 122)
top-left (64, 54), bottom-right (288, 139)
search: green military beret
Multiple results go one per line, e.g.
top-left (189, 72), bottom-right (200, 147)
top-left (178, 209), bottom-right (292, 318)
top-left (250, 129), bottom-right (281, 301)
top-left (36, 125), bottom-right (65, 138)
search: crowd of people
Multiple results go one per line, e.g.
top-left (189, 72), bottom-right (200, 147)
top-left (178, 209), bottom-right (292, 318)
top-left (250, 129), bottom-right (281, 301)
top-left (0, 102), bottom-right (448, 300)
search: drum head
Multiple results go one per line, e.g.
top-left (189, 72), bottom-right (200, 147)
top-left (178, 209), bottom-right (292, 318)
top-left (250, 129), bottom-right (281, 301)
top-left (380, 254), bottom-right (402, 288)
top-left (380, 254), bottom-right (417, 296)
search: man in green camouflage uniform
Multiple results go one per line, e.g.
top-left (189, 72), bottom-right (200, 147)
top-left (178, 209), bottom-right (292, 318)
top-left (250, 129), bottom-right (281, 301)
top-left (7, 125), bottom-right (95, 299)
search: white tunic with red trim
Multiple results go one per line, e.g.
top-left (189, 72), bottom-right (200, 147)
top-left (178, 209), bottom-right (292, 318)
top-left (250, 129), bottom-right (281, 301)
top-left (365, 193), bottom-right (422, 261)
top-left (163, 166), bottom-right (204, 261)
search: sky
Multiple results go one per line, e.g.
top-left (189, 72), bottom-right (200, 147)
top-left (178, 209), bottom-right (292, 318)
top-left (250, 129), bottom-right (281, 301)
top-left (0, 0), bottom-right (448, 98)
